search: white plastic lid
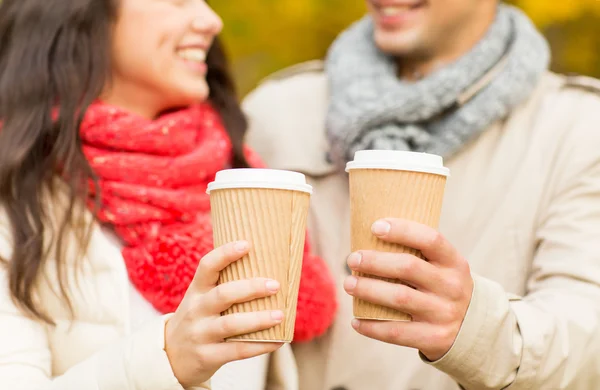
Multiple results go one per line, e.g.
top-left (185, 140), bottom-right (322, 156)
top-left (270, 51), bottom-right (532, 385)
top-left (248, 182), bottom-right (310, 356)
top-left (346, 150), bottom-right (450, 177)
top-left (207, 168), bottom-right (313, 194)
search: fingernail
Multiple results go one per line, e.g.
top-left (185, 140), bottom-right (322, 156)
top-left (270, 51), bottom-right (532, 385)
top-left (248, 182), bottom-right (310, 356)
top-left (351, 319), bottom-right (360, 329)
top-left (266, 280), bottom-right (280, 293)
top-left (372, 220), bottom-right (391, 236)
top-left (347, 252), bottom-right (362, 269)
top-left (234, 241), bottom-right (249, 252)
top-left (345, 276), bottom-right (358, 291)
top-left (271, 311), bottom-right (284, 322)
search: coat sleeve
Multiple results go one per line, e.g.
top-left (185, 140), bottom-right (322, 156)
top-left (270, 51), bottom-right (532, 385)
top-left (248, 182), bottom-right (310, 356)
top-left (426, 90), bottom-right (600, 389)
top-left (0, 227), bottom-right (209, 390)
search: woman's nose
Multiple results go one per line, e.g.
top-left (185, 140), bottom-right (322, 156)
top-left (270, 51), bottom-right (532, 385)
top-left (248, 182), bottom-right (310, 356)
top-left (191, 2), bottom-right (223, 36)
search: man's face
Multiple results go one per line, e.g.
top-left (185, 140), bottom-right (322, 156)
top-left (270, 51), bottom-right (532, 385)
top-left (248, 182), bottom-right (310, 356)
top-left (366, 0), bottom-right (496, 60)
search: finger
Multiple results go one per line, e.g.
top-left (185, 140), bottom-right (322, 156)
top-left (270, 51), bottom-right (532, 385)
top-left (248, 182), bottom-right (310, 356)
top-left (344, 275), bottom-right (442, 319)
top-left (205, 310), bottom-right (284, 341)
top-left (192, 241), bottom-right (250, 293)
top-left (347, 251), bottom-right (442, 292)
top-left (352, 319), bottom-right (444, 350)
top-left (201, 278), bottom-right (280, 315)
top-left (371, 219), bottom-right (461, 267)
top-left (200, 341), bottom-right (284, 369)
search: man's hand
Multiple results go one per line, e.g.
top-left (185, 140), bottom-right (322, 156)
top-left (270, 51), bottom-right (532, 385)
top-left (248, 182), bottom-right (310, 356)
top-left (344, 218), bottom-right (474, 361)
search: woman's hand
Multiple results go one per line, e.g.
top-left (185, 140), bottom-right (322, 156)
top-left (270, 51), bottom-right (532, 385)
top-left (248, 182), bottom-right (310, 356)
top-left (164, 241), bottom-right (283, 388)
top-left (344, 219), bottom-right (473, 361)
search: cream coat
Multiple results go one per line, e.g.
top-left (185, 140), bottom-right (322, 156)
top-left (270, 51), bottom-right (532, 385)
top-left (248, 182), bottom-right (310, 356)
top-left (243, 62), bottom-right (600, 390)
top-left (0, 199), bottom-right (298, 390)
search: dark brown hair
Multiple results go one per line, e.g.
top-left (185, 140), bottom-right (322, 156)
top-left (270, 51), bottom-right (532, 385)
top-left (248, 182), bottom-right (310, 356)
top-left (0, 0), bottom-right (248, 323)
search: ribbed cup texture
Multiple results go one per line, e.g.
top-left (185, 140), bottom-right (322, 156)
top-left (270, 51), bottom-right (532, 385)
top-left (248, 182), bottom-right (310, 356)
top-left (349, 169), bottom-right (447, 321)
top-left (210, 188), bottom-right (310, 342)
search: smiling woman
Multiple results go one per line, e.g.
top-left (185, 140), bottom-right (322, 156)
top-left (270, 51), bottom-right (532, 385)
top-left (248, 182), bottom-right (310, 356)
top-left (0, 0), bottom-right (336, 389)
top-left (104, 0), bottom-right (223, 117)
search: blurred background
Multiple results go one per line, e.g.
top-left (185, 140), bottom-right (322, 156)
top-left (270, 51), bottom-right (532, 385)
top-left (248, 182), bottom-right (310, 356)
top-left (213, 0), bottom-right (600, 96)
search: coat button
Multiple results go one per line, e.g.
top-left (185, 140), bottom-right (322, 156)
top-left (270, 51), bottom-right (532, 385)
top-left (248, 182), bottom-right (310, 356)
top-left (344, 252), bottom-right (352, 275)
top-left (345, 262), bottom-right (352, 275)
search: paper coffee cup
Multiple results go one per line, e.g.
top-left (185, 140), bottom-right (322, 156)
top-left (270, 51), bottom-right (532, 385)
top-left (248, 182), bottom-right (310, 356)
top-left (346, 150), bottom-right (449, 321)
top-left (207, 169), bottom-right (312, 342)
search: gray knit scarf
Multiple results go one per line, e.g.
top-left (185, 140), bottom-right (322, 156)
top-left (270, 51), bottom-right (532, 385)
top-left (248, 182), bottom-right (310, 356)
top-left (325, 5), bottom-right (550, 167)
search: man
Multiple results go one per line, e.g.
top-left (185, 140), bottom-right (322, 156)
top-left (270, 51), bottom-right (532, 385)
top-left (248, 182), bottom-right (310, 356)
top-left (243, 1), bottom-right (600, 389)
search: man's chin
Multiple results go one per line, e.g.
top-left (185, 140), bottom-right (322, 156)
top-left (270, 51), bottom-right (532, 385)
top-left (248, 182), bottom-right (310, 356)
top-left (373, 29), bottom-right (423, 57)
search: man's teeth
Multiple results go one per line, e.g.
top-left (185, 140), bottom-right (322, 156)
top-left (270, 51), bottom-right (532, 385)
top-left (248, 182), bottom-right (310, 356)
top-left (380, 6), bottom-right (412, 16)
top-left (177, 49), bottom-right (206, 62)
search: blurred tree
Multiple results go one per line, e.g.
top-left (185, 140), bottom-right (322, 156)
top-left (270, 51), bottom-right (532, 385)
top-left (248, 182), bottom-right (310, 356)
top-left (510, 0), bottom-right (597, 27)
top-left (509, 0), bottom-right (600, 77)
top-left (212, 1), bottom-right (600, 95)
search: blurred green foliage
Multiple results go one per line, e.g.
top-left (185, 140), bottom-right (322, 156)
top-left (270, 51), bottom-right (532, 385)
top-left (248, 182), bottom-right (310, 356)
top-left (212, 1), bottom-right (600, 96)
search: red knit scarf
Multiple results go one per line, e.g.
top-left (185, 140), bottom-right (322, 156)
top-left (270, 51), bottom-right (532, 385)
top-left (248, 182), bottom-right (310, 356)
top-left (79, 101), bottom-right (337, 342)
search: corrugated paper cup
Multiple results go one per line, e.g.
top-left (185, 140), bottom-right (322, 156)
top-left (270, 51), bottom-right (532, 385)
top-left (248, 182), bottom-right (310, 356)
top-left (207, 169), bottom-right (312, 342)
top-left (346, 150), bottom-right (450, 321)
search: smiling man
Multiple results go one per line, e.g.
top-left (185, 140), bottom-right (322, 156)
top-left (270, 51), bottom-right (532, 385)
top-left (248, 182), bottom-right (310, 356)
top-left (243, 1), bottom-right (600, 389)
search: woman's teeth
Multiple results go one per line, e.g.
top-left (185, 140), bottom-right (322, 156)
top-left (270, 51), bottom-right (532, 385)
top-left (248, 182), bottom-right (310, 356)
top-left (177, 49), bottom-right (206, 63)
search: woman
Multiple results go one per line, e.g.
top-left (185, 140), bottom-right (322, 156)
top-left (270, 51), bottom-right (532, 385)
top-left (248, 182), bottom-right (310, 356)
top-left (0, 0), bottom-right (337, 389)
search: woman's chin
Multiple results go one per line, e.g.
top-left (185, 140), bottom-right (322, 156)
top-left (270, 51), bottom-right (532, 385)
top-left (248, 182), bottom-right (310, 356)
top-left (171, 83), bottom-right (210, 106)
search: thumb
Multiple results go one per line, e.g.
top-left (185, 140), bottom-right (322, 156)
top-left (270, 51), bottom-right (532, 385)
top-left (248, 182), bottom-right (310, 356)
top-left (191, 240), bottom-right (250, 294)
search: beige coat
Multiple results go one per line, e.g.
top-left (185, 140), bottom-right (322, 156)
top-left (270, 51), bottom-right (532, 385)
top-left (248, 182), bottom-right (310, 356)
top-left (243, 62), bottom-right (600, 390)
top-left (0, 195), bottom-right (298, 390)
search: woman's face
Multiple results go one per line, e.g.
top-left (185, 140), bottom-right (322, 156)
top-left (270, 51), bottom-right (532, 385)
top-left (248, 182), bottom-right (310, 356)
top-left (106, 0), bottom-right (223, 117)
